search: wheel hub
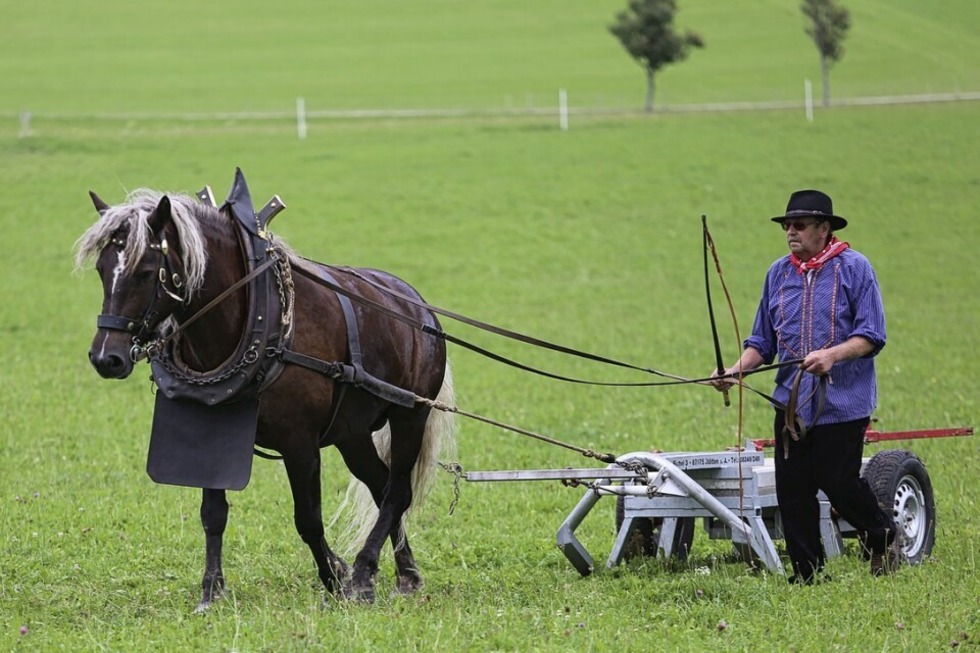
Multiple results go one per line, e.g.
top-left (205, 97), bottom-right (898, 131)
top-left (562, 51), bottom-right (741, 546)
top-left (893, 474), bottom-right (926, 555)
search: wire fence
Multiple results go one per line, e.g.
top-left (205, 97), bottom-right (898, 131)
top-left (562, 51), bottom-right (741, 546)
top-left (9, 91), bottom-right (980, 136)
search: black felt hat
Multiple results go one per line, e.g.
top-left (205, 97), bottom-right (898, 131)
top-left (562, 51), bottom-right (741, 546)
top-left (771, 189), bottom-right (847, 230)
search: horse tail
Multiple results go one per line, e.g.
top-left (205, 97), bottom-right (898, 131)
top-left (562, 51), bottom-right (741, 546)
top-left (332, 362), bottom-right (458, 555)
top-left (411, 362), bottom-right (458, 515)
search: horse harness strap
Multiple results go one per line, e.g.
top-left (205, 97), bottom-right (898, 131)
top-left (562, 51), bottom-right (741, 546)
top-left (281, 260), bottom-right (825, 460)
top-left (277, 265), bottom-right (417, 410)
top-left (253, 267), bottom-right (418, 461)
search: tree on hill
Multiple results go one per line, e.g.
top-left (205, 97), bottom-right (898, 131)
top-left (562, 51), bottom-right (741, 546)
top-left (801, 0), bottom-right (851, 107)
top-left (609, 0), bottom-right (704, 113)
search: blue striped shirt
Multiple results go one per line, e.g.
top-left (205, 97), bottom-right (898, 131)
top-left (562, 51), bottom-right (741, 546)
top-left (744, 248), bottom-right (886, 425)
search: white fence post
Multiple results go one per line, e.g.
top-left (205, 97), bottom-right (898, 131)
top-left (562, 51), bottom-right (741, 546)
top-left (19, 111), bottom-right (32, 137)
top-left (559, 89), bottom-right (569, 131)
top-left (804, 79), bottom-right (814, 123)
top-left (296, 97), bottom-right (308, 140)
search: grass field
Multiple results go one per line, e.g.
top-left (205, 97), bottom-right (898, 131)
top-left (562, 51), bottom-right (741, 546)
top-left (1, 1), bottom-right (979, 651)
top-left (2, 0), bottom-right (979, 114)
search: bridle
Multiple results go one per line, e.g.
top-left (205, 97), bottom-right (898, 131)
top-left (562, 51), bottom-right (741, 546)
top-left (96, 233), bottom-right (188, 363)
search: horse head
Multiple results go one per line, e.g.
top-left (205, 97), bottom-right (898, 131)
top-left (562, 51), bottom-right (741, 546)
top-left (80, 192), bottom-right (192, 379)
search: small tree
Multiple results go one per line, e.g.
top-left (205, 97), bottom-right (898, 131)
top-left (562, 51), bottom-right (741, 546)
top-left (609, 0), bottom-right (704, 113)
top-left (801, 0), bottom-right (851, 107)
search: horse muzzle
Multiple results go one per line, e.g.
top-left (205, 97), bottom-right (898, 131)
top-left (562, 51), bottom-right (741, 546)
top-left (88, 343), bottom-right (135, 379)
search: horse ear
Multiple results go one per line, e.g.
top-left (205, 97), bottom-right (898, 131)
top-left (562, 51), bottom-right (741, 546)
top-left (89, 191), bottom-right (110, 216)
top-left (147, 195), bottom-right (172, 234)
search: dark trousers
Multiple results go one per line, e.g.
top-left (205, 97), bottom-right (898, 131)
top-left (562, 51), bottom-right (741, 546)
top-left (773, 411), bottom-right (896, 583)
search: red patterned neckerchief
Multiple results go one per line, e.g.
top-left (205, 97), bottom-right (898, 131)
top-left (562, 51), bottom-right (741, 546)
top-left (790, 236), bottom-right (849, 275)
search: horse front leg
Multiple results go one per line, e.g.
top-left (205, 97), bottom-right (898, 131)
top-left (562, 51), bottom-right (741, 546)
top-left (195, 488), bottom-right (228, 613)
top-left (282, 452), bottom-right (350, 599)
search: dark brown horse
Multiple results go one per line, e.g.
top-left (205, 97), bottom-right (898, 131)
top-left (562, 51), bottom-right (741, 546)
top-left (75, 185), bottom-right (456, 608)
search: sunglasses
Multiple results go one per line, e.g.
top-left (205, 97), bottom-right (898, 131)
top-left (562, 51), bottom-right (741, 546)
top-left (780, 219), bottom-right (822, 232)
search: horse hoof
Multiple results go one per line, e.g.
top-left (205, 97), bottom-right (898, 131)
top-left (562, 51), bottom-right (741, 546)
top-left (193, 586), bottom-right (225, 614)
top-left (342, 582), bottom-right (376, 604)
top-left (394, 574), bottom-right (424, 596)
top-left (319, 558), bottom-right (352, 597)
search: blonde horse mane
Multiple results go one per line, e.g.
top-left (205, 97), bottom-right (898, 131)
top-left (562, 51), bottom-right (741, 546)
top-left (74, 189), bottom-right (217, 298)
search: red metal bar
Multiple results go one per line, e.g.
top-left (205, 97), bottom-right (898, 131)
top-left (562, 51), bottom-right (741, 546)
top-left (863, 427), bottom-right (973, 443)
top-left (751, 426), bottom-right (973, 451)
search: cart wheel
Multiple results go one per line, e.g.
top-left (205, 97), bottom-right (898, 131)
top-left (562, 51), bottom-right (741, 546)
top-left (861, 450), bottom-right (936, 565)
top-left (614, 495), bottom-right (661, 559)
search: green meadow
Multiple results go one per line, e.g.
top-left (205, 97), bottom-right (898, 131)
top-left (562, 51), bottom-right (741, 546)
top-left (3, 0), bottom-right (979, 114)
top-left (1, 1), bottom-right (978, 651)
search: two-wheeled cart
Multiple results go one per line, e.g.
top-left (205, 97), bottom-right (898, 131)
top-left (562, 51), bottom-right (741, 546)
top-left (465, 427), bottom-right (972, 575)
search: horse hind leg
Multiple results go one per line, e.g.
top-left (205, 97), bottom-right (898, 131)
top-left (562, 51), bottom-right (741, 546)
top-left (391, 530), bottom-right (423, 595)
top-left (282, 451), bottom-right (350, 599)
top-left (392, 381), bottom-right (457, 595)
top-left (196, 488), bottom-right (228, 613)
top-left (343, 409), bottom-right (433, 603)
top-left (336, 424), bottom-right (424, 600)
top-left (378, 422), bottom-right (426, 596)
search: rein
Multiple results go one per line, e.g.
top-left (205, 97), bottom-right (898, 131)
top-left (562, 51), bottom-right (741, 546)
top-left (291, 259), bottom-right (801, 390)
top-left (780, 367), bottom-right (828, 458)
top-left (326, 264), bottom-right (689, 381)
top-left (293, 256), bottom-right (825, 463)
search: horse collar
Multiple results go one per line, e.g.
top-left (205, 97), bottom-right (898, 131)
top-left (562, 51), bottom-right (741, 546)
top-left (149, 170), bottom-right (292, 406)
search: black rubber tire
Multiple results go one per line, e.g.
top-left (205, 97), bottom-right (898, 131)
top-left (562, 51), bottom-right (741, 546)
top-left (861, 449), bottom-right (936, 565)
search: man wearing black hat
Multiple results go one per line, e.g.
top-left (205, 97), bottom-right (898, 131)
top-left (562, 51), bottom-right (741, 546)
top-left (711, 190), bottom-right (902, 584)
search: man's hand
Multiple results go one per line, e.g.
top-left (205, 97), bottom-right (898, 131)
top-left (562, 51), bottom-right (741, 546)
top-left (709, 347), bottom-right (765, 392)
top-left (800, 349), bottom-right (837, 376)
top-left (801, 337), bottom-right (875, 376)
top-left (709, 367), bottom-right (738, 391)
